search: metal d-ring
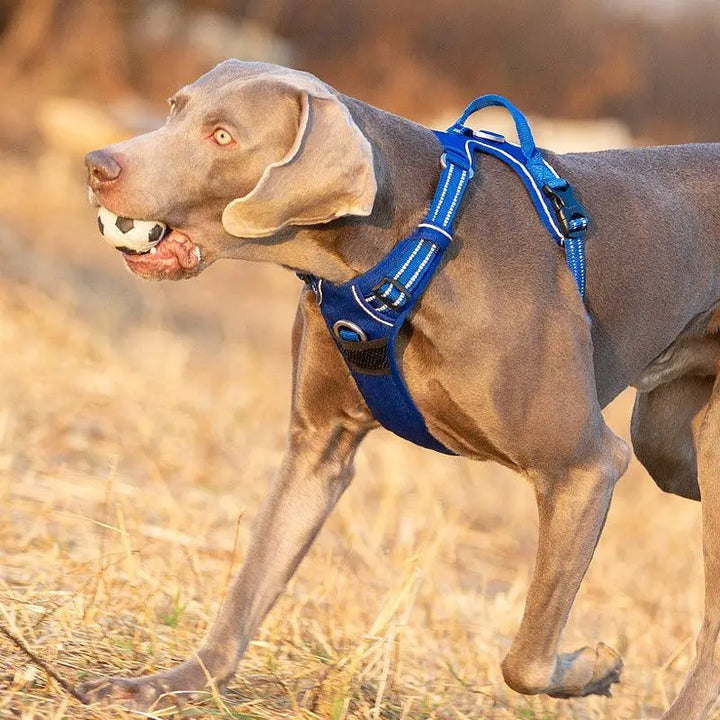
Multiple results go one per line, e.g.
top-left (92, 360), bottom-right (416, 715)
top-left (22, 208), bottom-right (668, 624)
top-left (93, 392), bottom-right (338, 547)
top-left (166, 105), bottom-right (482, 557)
top-left (332, 320), bottom-right (367, 342)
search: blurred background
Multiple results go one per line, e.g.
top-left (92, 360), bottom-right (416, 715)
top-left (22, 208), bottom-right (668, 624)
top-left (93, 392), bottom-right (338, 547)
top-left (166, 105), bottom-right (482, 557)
top-left (1, 1), bottom-right (720, 718)
top-left (2, 0), bottom-right (720, 146)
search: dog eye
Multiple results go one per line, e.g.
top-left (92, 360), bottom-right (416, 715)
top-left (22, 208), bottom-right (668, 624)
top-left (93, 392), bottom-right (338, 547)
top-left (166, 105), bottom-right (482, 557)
top-left (212, 128), bottom-right (234, 146)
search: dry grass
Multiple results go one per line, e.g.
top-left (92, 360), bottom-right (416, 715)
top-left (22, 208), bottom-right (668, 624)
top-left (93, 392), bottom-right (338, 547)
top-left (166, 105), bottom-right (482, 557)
top-left (0, 160), bottom-right (716, 720)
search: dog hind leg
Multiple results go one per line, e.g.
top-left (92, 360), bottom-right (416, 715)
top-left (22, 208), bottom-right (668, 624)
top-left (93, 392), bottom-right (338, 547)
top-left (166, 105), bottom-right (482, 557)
top-left (631, 374), bottom-right (712, 501)
top-left (661, 375), bottom-right (720, 720)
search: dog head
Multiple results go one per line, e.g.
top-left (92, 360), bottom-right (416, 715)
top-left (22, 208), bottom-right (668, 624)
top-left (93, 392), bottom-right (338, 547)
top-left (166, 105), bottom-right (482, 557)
top-left (85, 60), bottom-right (377, 280)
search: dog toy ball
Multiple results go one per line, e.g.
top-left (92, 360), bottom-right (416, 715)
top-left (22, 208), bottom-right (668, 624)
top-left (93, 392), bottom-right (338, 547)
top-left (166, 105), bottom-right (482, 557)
top-left (96, 206), bottom-right (167, 253)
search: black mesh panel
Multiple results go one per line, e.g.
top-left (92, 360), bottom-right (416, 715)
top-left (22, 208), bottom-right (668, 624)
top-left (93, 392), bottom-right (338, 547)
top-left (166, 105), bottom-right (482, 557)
top-left (338, 337), bottom-right (391, 376)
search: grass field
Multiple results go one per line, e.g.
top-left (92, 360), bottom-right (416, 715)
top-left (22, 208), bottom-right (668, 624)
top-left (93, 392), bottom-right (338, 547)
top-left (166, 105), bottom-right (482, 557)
top-left (0, 157), bottom-right (715, 720)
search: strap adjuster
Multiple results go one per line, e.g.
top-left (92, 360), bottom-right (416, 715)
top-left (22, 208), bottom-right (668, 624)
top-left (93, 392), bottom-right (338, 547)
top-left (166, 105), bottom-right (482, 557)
top-left (542, 181), bottom-right (589, 239)
top-left (372, 276), bottom-right (411, 308)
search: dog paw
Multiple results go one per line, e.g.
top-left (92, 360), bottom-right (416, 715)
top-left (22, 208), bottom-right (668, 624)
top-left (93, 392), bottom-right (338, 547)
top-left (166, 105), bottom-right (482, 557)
top-left (77, 651), bottom-right (235, 711)
top-left (548, 642), bottom-right (623, 698)
top-left (76, 675), bottom-right (178, 711)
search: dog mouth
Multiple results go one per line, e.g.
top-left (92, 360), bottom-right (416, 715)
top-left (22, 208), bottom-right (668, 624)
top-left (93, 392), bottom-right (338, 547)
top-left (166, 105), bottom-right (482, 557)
top-left (92, 197), bottom-right (202, 278)
top-left (121, 227), bottom-right (202, 276)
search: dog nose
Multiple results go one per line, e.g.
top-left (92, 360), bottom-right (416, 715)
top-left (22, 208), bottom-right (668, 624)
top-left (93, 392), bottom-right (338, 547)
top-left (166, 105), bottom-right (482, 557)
top-left (85, 149), bottom-right (121, 189)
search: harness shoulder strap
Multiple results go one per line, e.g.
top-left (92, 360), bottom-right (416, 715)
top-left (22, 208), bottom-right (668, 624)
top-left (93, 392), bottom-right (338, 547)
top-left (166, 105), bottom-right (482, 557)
top-left (434, 94), bottom-right (588, 298)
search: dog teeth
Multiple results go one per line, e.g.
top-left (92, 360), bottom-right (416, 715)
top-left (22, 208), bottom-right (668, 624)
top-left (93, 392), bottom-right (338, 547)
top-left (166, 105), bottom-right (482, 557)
top-left (150, 246), bottom-right (158, 255)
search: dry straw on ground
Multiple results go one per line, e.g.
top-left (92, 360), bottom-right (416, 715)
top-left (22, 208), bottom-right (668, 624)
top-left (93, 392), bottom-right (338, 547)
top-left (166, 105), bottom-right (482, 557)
top-left (0, 158), bottom-right (715, 720)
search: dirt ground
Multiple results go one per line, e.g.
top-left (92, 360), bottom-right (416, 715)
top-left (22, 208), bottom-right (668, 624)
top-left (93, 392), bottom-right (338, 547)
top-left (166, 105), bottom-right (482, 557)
top-left (0, 147), bottom-right (714, 720)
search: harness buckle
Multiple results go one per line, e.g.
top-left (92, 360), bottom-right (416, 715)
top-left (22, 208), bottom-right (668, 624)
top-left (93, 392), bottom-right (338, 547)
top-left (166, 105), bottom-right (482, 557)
top-left (542, 181), bottom-right (589, 239)
top-left (372, 276), bottom-right (411, 309)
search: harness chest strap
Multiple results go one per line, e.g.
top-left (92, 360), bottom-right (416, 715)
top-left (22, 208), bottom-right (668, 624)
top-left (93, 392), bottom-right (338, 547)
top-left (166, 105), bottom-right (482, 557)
top-left (301, 94), bottom-right (589, 454)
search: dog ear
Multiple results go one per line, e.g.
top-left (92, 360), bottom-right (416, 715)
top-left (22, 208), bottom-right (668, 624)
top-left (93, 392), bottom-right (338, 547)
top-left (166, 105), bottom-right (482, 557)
top-left (222, 82), bottom-right (377, 238)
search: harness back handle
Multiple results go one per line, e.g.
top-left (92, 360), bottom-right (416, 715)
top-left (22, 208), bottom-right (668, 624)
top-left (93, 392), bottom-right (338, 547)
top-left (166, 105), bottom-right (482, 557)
top-left (453, 94), bottom-right (542, 171)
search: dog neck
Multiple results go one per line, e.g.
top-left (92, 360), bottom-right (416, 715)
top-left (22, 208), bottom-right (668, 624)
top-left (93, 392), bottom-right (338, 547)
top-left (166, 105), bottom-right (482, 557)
top-left (220, 101), bottom-right (443, 284)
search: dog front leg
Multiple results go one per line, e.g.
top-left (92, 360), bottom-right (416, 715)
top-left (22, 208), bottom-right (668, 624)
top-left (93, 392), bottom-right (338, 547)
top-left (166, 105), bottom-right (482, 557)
top-left (501, 425), bottom-right (631, 698)
top-left (77, 291), bottom-right (370, 711)
top-left (77, 421), bottom-right (366, 710)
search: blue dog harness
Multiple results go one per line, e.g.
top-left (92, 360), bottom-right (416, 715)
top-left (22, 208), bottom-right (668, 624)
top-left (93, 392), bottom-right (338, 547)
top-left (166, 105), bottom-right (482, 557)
top-left (301, 95), bottom-right (589, 454)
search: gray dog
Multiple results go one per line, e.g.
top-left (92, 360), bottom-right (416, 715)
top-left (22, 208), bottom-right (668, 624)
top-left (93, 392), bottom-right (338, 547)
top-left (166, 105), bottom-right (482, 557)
top-left (81, 60), bottom-right (720, 719)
